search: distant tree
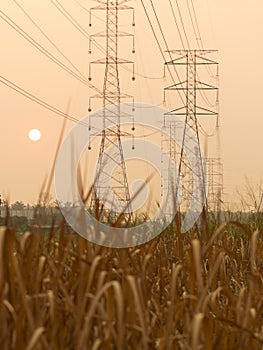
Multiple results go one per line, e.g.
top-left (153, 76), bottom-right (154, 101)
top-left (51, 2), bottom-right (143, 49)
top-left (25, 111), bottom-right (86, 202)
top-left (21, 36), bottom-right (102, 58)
top-left (11, 201), bottom-right (26, 211)
top-left (0, 196), bottom-right (7, 207)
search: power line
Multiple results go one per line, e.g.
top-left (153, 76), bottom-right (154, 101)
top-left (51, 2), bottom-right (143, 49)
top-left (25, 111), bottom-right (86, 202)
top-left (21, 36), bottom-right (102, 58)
top-left (50, 0), bottom-right (92, 42)
top-left (72, 0), bottom-right (102, 20)
top-left (18, 0), bottom-right (159, 102)
top-left (168, 0), bottom-right (213, 111)
top-left (12, 0), bottom-right (86, 79)
top-left (168, 0), bottom-right (186, 50)
top-left (0, 9), bottom-right (94, 89)
top-left (149, 0), bottom-right (186, 95)
top-left (149, 0), bottom-right (216, 114)
top-left (189, 0), bottom-right (205, 49)
top-left (55, 0), bottom-right (163, 80)
top-left (49, 0), bottom-right (114, 65)
top-left (186, 0), bottom-right (216, 79)
top-left (0, 71), bottom-right (165, 133)
top-left (1, 5), bottom-right (129, 112)
top-left (0, 8), bottom-right (131, 111)
top-left (184, 1), bottom-right (219, 127)
top-left (72, 0), bottom-right (106, 24)
top-left (0, 74), bottom-right (88, 126)
top-left (186, 0), bottom-right (201, 49)
top-left (174, 0), bottom-right (191, 49)
top-left (0, 0), bottom-right (218, 140)
top-left (140, 0), bottom-right (185, 105)
top-left (0, 4), bottom-right (149, 126)
top-left (141, 0), bottom-right (214, 138)
top-left (140, 1), bottom-right (217, 138)
top-left (169, 0), bottom-right (217, 108)
top-left (170, 1), bottom-right (220, 138)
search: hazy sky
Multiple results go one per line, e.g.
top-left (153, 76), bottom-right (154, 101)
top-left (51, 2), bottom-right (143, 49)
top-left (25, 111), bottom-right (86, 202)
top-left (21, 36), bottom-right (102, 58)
top-left (0, 0), bottom-right (263, 208)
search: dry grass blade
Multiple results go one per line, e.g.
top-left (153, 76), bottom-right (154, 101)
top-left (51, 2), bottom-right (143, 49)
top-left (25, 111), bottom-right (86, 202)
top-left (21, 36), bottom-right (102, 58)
top-left (0, 227), bottom-right (6, 289)
top-left (250, 230), bottom-right (258, 275)
top-left (47, 290), bottom-right (55, 324)
top-left (126, 275), bottom-right (149, 348)
top-left (86, 255), bottom-right (101, 293)
top-left (192, 312), bottom-right (204, 350)
top-left (77, 281), bottom-right (122, 350)
top-left (2, 299), bottom-right (16, 323)
top-left (191, 239), bottom-right (203, 294)
top-left (43, 101), bottom-right (68, 204)
top-left (115, 172), bottom-right (155, 227)
top-left (26, 327), bottom-right (45, 350)
top-left (10, 253), bottom-right (35, 332)
top-left (201, 222), bottom-right (226, 255)
top-left (165, 263), bottom-right (182, 347)
top-left (207, 251), bottom-right (225, 286)
top-left (20, 231), bottom-right (32, 252)
top-left (111, 281), bottom-right (124, 350)
top-left (91, 339), bottom-right (102, 350)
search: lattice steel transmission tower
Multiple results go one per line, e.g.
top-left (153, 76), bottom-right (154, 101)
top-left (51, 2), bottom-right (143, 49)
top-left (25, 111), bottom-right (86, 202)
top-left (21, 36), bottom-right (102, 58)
top-left (88, 0), bottom-right (135, 222)
top-left (206, 157), bottom-right (223, 212)
top-left (164, 50), bottom-right (218, 217)
top-left (161, 120), bottom-right (184, 214)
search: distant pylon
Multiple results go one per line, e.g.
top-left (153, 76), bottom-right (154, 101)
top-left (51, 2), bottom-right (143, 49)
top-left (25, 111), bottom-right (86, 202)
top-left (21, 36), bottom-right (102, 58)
top-left (206, 157), bottom-right (223, 213)
top-left (164, 50), bottom-right (218, 218)
top-left (88, 0), bottom-right (135, 223)
top-left (161, 120), bottom-right (183, 215)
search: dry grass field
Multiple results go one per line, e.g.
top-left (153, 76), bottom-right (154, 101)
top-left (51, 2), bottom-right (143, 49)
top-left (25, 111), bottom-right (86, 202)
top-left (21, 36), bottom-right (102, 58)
top-left (0, 214), bottom-right (263, 349)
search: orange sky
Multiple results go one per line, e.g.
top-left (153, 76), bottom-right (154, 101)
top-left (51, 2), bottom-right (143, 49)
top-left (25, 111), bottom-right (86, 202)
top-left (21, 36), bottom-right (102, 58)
top-left (0, 0), bottom-right (263, 209)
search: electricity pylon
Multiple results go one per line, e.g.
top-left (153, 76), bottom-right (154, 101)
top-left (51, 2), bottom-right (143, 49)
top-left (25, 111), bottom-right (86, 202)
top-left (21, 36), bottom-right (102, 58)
top-left (88, 0), bottom-right (135, 223)
top-left (164, 50), bottom-right (218, 221)
top-left (206, 157), bottom-right (223, 213)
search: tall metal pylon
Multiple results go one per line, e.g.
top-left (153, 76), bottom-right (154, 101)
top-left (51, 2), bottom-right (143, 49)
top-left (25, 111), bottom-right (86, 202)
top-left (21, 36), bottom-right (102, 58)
top-left (164, 50), bottom-right (218, 219)
top-left (206, 157), bottom-right (223, 213)
top-left (88, 0), bottom-right (135, 223)
top-left (161, 120), bottom-right (183, 215)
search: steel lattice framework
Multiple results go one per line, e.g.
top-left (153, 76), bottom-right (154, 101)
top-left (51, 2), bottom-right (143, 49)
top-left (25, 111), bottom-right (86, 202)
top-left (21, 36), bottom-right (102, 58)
top-left (88, 0), bottom-right (135, 223)
top-left (164, 50), bottom-right (219, 214)
top-left (206, 157), bottom-right (223, 213)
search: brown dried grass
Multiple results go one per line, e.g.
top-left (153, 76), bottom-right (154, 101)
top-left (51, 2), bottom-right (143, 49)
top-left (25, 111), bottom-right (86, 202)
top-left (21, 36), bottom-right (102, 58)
top-left (0, 218), bottom-right (263, 349)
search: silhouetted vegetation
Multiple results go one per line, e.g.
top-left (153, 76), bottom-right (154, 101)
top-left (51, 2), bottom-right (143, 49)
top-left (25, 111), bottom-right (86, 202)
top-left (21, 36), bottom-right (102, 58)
top-left (0, 210), bottom-right (263, 349)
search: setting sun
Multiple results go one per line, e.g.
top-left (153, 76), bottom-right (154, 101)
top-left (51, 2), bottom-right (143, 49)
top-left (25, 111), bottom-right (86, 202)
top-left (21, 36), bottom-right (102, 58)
top-left (28, 128), bottom-right (41, 142)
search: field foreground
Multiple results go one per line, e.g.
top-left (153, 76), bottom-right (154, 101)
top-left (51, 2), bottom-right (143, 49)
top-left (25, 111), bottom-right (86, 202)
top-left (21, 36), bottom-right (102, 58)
top-left (0, 218), bottom-right (263, 349)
